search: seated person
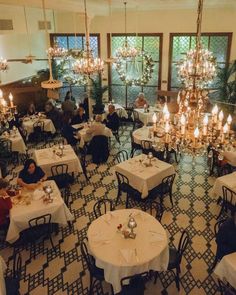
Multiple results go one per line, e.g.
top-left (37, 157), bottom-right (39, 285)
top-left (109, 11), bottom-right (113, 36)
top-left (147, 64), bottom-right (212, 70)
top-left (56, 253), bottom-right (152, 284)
top-left (86, 115), bottom-right (106, 137)
top-left (71, 106), bottom-right (87, 125)
top-left (0, 178), bottom-right (12, 231)
top-left (45, 101), bottom-right (62, 130)
top-left (17, 159), bottom-right (47, 190)
top-left (27, 103), bottom-right (36, 116)
top-left (64, 90), bottom-right (76, 103)
top-left (61, 114), bottom-right (78, 146)
top-left (104, 104), bottom-right (119, 132)
top-left (216, 209), bottom-right (236, 260)
top-left (134, 92), bottom-right (148, 108)
top-left (62, 93), bottom-right (76, 114)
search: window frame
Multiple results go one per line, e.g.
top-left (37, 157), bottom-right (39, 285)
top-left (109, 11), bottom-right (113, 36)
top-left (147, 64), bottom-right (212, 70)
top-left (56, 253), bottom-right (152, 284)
top-left (107, 33), bottom-right (163, 107)
top-left (168, 32), bottom-right (232, 91)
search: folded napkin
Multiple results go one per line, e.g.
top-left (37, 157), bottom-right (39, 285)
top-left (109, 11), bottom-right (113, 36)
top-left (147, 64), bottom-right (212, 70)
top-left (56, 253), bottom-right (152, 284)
top-left (33, 189), bottom-right (45, 200)
top-left (120, 249), bottom-right (134, 263)
top-left (149, 232), bottom-right (165, 243)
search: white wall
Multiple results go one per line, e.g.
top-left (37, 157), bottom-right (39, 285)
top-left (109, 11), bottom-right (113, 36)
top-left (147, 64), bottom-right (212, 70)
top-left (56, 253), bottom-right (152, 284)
top-left (0, 4), bottom-right (54, 84)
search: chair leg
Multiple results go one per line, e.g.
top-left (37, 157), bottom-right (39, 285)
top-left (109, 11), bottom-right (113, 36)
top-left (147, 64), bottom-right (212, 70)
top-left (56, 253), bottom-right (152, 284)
top-left (154, 271), bottom-right (158, 284)
top-left (209, 256), bottom-right (218, 272)
top-left (115, 189), bottom-right (121, 206)
top-left (175, 269), bottom-right (180, 291)
top-left (217, 203), bottom-right (225, 219)
top-left (125, 194), bottom-right (129, 209)
top-left (169, 192), bottom-right (173, 207)
top-left (89, 276), bottom-right (93, 295)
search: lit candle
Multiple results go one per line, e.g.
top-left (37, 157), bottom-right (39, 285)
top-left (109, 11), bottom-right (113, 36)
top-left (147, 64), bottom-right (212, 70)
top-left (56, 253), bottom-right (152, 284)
top-left (180, 114), bottom-right (186, 135)
top-left (163, 103), bottom-right (168, 114)
top-left (203, 114), bottom-right (208, 136)
top-left (227, 114), bottom-right (232, 126)
top-left (164, 110), bottom-right (170, 123)
top-left (152, 113), bottom-right (157, 131)
top-left (9, 93), bottom-right (13, 108)
top-left (212, 104), bottom-right (218, 124)
top-left (222, 123), bottom-right (228, 143)
top-left (0, 89), bottom-right (3, 99)
top-left (194, 126), bottom-right (200, 147)
top-left (218, 110), bottom-right (224, 130)
top-left (165, 122), bottom-right (170, 143)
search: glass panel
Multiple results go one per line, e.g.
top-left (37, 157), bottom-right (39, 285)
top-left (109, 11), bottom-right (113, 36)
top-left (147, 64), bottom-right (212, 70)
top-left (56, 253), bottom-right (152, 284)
top-left (144, 36), bottom-right (160, 61)
top-left (111, 86), bottom-right (126, 106)
top-left (172, 36), bottom-right (190, 62)
top-left (55, 36), bottom-right (67, 49)
top-left (209, 36), bottom-right (228, 63)
top-left (147, 62), bottom-right (159, 86)
top-left (127, 86), bottom-right (141, 105)
top-left (171, 64), bottom-right (181, 89)
top-left (142, 86), bottom-right (157, 106)
top-left (68, 36), bottom-right (83, 50)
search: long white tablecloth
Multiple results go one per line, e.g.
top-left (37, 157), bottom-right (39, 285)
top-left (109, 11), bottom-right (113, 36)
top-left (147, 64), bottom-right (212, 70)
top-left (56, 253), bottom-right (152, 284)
top-left (212, 172), bottom-right (236, 202)
top-left (0, 256), bottom-right (6, 295)
top-left (1, 129), bottom-right (26, 154)
top-left (33, 145), bottom-right (83, 176)
top-left (222, 150), bottom-right (236, 166)
top-left (22, 117), bottom-right (56, 136)
top-left (214, 252), bottom-right (236, 289)
top-left (115, 154), bottom-right (175, 198)
top-left (6, 180), bottom-right (73, 243)
top-left (88, 208), bottom-right (169, 294)
top-left (72, 124), bottom-right (112, 148)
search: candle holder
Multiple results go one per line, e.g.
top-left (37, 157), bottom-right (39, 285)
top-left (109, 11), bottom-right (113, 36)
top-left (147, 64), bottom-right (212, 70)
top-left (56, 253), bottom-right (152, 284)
top-left (127, 217), bottom-right (137, 239)
top-left (147, 152), bottom-right (153, 166)
top-left (59, 143), bottom-right (64, 157)
top-left (44, 185), bottom-right (53, 203)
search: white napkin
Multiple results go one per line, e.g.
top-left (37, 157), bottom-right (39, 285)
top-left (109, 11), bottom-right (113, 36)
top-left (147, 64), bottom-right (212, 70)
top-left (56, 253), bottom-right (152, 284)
top-left (149, 232), bottom-right (165, 243)
top-left (120, 249), bottom-right (134, 263)
top-left (33, 189), bottom-right (45, 200)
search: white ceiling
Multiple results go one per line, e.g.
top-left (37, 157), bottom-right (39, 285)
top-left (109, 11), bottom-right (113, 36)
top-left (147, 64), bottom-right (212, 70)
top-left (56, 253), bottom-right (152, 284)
top-left (0, 0), bottom-right (235, 15)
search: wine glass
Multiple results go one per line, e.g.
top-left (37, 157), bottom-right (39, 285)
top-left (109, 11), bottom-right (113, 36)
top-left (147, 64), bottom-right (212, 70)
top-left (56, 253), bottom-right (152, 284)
top-left (148, 152), bottom-right (153, 166)
top-left (44, 185), bottom-right (53, 202)
top-left (59, 143), bottom-right (64, 156)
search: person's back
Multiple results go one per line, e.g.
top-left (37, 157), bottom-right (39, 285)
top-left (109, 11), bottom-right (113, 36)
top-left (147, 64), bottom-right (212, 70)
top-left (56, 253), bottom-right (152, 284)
top-left (106, 111), bottom-right (119, 131)
top-left (62, 99), bottom-right (76, 113)
top-left (87, 121), bottom-right (106, 137)
top-left (216, 215), bottom-right (236, 259)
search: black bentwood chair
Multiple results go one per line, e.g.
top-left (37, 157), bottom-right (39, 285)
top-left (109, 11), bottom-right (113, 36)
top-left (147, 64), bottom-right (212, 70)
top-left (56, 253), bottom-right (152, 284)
top-left (120, 272), bottom-right (148, 295)
top-left (115, 150), bottom-right (129, 163)
top-left (5, 251), bottom-right (22, 295)
top-left (93, 198), bottom-right (114, 218)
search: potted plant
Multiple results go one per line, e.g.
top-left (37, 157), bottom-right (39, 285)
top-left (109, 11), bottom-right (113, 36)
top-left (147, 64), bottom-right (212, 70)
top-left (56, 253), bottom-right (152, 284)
top-left (90, 76), bottom-right (109, 114)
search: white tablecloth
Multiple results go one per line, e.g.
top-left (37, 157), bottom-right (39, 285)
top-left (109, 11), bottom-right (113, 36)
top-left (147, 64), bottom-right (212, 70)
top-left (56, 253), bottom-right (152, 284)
top-left (134, 107), bottom-right (160, 126)
top-left (115, 154), bottom-right (175, 198)
top-left (104, 104), bottom-right (128, 119)
top-left (33, 145), bottom-right (83, 176)
top-left (0, 256), bottom-right (6, 295)
top-left (73, 124), bottom-right (112, 148)
top-left (6, 180), bottom-right (73, 243)
top-left (133, 126), bottom-right (166, 146)
top-left (1, 129), bottom-right (26, 154)
top-left (214, 252), bottom-right (236, 289)
top-left (88, 208), bottom-right (169, 294)
top-left (223, 151), bottom-right (236, 166)
top-left (22, 117), bottom-right (56, 136)
top-left (212, 172), bottom-right (236, 202)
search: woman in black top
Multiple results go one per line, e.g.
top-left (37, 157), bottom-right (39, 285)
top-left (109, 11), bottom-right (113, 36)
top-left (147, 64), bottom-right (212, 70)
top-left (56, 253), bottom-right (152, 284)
top-left (17, 159), bottom-right (47, 190)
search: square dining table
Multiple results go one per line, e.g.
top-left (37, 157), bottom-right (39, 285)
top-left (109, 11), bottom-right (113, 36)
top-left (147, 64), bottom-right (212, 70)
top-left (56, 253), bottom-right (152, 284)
top-left (212, 172), bottom-right (236, 203)
top-left (115, 154), bottom-right (175, 198)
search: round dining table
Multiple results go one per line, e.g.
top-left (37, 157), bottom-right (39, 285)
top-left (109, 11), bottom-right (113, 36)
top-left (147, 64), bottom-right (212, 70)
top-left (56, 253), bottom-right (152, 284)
top-left (87, 208), bottom-right (169, 294)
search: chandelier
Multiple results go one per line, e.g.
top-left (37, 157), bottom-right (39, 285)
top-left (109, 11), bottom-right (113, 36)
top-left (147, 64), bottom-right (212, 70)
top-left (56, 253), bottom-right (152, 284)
top-left (41, 0), bottom-right (62, 89)
top-left (73, 0), bottom-right (104, 76)
top-left (47, 40), bottom-right (67, 58)
top-left (115, 2), bottom-right (138, 60)
top-left (177, 0), bottom-right (217, 90)
top-left (0, 57), bottom-right (8, 71)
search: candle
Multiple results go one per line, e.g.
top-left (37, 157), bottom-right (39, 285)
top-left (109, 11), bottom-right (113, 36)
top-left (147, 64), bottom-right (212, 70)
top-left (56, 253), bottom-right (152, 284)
top-left (227, 114), bottom-right (232, 126)
top-left (203, 114), bottom-right (208, 136)
top-left (0, 89), bottom-right (3, 99)
top-left (152, 113), bottom-right (157, 131)
top-left (9, 93), bottom-right (13, 108)
top-left (222, 123), bottom-right (228, 143)
top-left (180, 114), bottom-right (186, 135)
top-left (218, 110), bottom-right (224, 130)
top-left (212, 104), bottom-right (218, 124)
top-left (164, 110), bottom-right (170, 122)
top-left (194, 126), bottom-right (200, 147)
top-left (163, 103), bottom-right (168, 114)
top-left (165, 122), bottom-right (170, 143)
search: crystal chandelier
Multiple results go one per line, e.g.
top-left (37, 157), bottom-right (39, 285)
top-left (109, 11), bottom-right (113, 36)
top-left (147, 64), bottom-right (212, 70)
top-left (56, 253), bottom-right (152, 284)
top-left (0, 57), bottom-right (8, 71)
top-left (47, 40), bottom-right (67, 58)
top-left (73, 0), bottom-right (104, 76)
top-left (115, 2), bottom-right (138, 60)
top-left (177, 0), bottom-right (217, 90)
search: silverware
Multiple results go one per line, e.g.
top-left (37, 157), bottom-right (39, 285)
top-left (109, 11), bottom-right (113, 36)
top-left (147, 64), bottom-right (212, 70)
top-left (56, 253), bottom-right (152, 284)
top-left (134, 248), bottom-right (139, 262)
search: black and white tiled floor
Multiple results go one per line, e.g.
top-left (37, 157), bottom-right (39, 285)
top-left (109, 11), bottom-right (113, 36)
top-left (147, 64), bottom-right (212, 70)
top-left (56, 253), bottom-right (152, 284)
top-left (0, 125), bottom-right (225, 294)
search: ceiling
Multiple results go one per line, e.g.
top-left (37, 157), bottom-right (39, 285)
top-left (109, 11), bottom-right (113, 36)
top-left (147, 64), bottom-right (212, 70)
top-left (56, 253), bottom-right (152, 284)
top-left (0, 0), bottom-right (235, 15)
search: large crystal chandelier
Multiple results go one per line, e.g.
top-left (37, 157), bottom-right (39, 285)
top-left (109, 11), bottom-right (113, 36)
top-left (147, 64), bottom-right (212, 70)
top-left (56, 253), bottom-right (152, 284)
top-left (0, 57), bottom-right (8, 71)
top-left (73, 0), bottom-right (104, 76)
top-left (177, 0), bottom-right (217, 91)
top-left (47, 40), bottom-right (67, 58)
top-left (115, 2), bottom-right (138, 59)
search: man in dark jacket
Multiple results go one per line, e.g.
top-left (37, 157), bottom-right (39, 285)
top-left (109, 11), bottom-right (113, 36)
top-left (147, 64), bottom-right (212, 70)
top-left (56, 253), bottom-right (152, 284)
top-left (216, 209), bottom-right (236, 259)
top-left (105, 104), bottom-right (119, 132)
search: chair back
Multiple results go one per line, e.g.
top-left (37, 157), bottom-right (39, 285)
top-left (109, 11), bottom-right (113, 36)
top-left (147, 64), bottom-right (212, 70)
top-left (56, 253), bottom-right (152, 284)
top-left (141, 140), bottom-right (153, 154)
top-left (222, 186), bottom-right (236, 211)
top-left (120, 272), bottom-right (148, 295)
top-left (28, 214), bottom-right (52, 240)
top-left (133, 110), bottom-right (140, 122)
top-left (61, 187), bottom-right (71, 207)
top-left (0, 139), bottom-right (12, 154)
top-left (51, 164), bottom-right (69, 176)
top-left (33, 121), bottom-right (44, 132)
top-left (218, 279), bottom-right (236, 295)
top-left (93, 199), bottom-right (114, 218)
top-left (115, 150), bottom-right (129, 163)
top-left (90, 135), bottom-right (109, 164)
top-left (214, 218), bottom-right (227, 236)
top-left (177, 230), bottom-right (190, 263)
top-left (80, 237), bottom-right (96, 274)
top-left (145, 200), bottom-right (163, 222)
top-left (115, 171), bottom-right (129, 187)
top-left (12, 251), bottom-right (22, 280)
top-left (161, 173), bottom-right (176, 193)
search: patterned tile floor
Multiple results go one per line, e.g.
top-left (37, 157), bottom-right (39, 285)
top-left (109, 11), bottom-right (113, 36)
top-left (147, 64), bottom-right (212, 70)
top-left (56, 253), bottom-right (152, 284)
top-left (0, 125), bottom-right (225, 295)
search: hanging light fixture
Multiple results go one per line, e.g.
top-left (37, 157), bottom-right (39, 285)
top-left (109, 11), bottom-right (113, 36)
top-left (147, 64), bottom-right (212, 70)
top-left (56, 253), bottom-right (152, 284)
top-left (73, 0), bottom-right (104, 76)
top-left (0, 57), bottom-right (8, 71)
top-left (177, 0), bottom-right (217, 92)
top-left (41, 0), bottom-right (62, 89)
top-left (115, 2), bottom-right (138, 59)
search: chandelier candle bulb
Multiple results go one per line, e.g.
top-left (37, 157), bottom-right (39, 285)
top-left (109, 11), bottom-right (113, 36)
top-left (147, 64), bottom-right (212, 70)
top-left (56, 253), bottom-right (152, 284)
top-left (152, 113), bottom-right (157, 131)
top-left (202, 114), bottom-right (208, 136)
top-left (9, 93), bottom-right (13, 108)
top-left (194, 127), bottom-right (200, 148)
top-left (180, 114), bottom-right (186, 135)
top-left (222, 123), bottom-right (228, 143)
top-left (218, 110), bottom-right (224, 130)
top-left (212, 105), bottom-right (219, 124)
top-left (227, 114), bottom-right (232, 126)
